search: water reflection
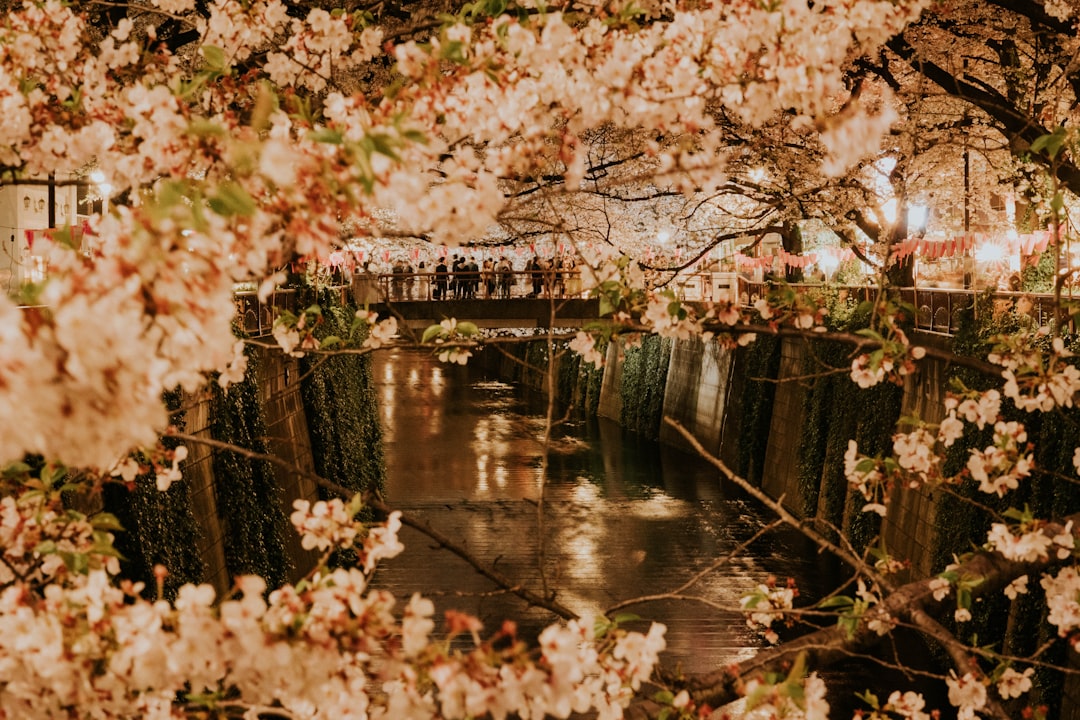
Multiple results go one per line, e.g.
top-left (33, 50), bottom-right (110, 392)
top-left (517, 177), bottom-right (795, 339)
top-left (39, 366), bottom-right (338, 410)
top-left (370, 348), bottom-right (834, 676)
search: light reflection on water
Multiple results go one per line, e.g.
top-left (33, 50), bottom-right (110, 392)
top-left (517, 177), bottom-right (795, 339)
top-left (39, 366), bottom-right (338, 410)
top-left (370, 348), bottom-right (838, 678)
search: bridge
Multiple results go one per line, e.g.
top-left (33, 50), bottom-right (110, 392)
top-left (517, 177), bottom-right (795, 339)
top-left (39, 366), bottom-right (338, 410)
top-left (233, 271), bottom-right (1066, 339)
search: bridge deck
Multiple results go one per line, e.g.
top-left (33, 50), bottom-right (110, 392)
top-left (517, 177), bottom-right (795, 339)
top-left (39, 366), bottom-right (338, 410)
top-left (366, 297), bottom-right (601, 330)
top-left (231, 278), bottom-right (1071, 339)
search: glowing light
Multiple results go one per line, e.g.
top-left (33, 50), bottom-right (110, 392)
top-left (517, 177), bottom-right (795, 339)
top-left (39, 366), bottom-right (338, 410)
top-left (819, 253), bottom-right (840, 275)
top-left (908, 204), bottom-right (928, 229)
top-left (89, 170), bottom-right (105, 184)
top-left (657, 229), bottom-right (671, 245)
top-left (748, 167), bottom-right (767, 183)
top-left (975, 242), bottom-right (1006, 263)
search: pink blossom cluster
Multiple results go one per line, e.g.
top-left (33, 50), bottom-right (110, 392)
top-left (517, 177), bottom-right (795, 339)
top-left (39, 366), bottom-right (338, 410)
top-left (740, 671), bottom-right (829, 720)
top-left (569, 331), bottom-right (605, 368)
top-left (986, 520), bottom-right (1074, 564)
top-left (739, 577), bottom-right (797, 644)
top-left (0, 0), bottom-right (933, 474)
top-left (991, 332), bottom-right (1080, 412)
top-left (0, 492), bottom-right (120, 587)
top-left (0, 492), bottom-right (667, 719)
top-left (965, 421), bottom-right (1033, 498)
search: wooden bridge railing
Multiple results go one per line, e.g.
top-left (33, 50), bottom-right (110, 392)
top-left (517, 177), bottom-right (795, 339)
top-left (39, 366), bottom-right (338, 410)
top-left (234, 277), bottom-right (1080, 339)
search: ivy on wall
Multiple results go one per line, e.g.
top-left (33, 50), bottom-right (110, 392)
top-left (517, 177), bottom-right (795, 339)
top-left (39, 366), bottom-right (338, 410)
top-left (619, 335), bottom-right (672, 440)
top-left (794, 341), bottom-right (844, 519)
top-left (299, 288), bottom-right (386, 501)
top-left (1020, 249), bottom-right (1057, 293)
top-left (556, 336), bottom-right (608, 415)
top-left (474, 333), bottom-right (606, 417)
top-left (103, 389), bottom-right (205, 600)
top-left (209, 349), bottom-right (292, 589)
top-left (928, 292), bottom-right (1080, 714)
top-left (734, 334), bottom-right (781, 486)
top-left (791, 301), bottom-right (905, 550)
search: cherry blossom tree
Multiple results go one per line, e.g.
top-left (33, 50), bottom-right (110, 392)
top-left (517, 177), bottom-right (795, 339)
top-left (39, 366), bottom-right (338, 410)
top-left (3, 0), bottom-right (1080, 719)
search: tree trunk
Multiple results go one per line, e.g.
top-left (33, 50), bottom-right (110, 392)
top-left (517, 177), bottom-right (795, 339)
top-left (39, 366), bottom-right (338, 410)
top-left (781, 220), bottom-right (803, 283)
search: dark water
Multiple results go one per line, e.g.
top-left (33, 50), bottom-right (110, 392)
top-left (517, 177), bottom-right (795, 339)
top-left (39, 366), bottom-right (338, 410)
top-left (369, 348), bottom-right (853, 680)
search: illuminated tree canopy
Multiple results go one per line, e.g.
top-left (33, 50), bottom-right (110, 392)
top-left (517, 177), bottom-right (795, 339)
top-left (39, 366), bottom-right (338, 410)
top-left (2, 1), bottom-right (1080, 718)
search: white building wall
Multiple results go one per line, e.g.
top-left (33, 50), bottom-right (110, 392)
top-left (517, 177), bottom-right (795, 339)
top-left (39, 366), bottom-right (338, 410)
top-left (0, 182), bottom-right (80, 294)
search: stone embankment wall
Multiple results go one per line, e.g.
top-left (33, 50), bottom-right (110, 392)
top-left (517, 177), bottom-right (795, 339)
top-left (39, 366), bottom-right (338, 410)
top-left (598, 333), bottom-right (1080, 718)
top-left (598, 335), bottom-right (950, 580)
top-left (480, 329), bottom-right (1080, 717)
top-left (140, 350), bottom-right (323, 596)
top-left (109, 342), bottom-right (383, 599)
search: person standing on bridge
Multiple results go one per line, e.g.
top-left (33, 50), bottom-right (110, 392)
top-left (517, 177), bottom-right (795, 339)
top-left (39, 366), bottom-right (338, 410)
top-left (481, 258), bottom-right (495, 299)
top-left (434, 257), bottom-right (448, 300)
top-left (528, 256), bottom-right (543, 297)
top-left (465, 256), bottom-right (480, 299)
top-left (496, 256), bottom-right (513, 298)
top-left (417, 260), bottom-right (430, 300)
top-left (451, 255), bottom-right (464, 299)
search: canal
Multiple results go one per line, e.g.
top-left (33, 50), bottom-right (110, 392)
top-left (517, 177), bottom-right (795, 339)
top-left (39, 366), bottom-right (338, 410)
top-left (370, 346), bottom-right (863, 701)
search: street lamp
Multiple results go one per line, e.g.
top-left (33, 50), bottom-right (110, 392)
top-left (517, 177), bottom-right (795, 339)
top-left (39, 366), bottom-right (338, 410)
top-left (90, 170), bottom-right (112, 214)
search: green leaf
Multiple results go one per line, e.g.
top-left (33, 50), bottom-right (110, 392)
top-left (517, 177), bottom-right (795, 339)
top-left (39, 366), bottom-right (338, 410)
top-left (369, 133), bottom-right (402, 161)
top-left (1031, 127), bottom-right (1068, 159)
top-left (817, 595), bottom-right (854, 610)
top-left (456, 321), bottom-right (479, 336)
top-left (742, 594), bottom-right (763, 609)
top-left (782, 679), bottom-right (806, 705)
top-left (309, 128), bottom-right (344, 145)
top-left (652, 690), bottom-right (675, 705)
top-left (855, 690), bottom-right (880, 710)
top-left (421, 324), bottom-right (445, 343)
top-left (187, 119), bottom-right (227, 138)
top-left (200, 45), bottom-right (227, 72)
top-left (785, 652), bottom-right (807, 684)
top-left (40, 464), bottom-right (66, 489)
top-left (90, 513), bottom-right (126, 532)
top-left (744, 680), bottom-right (773, 710)
top-left (402, 128), bottom-right (428, 144)
top-left (208, 182), bottom-right (257, 217)
top-left (2, 461), bottom-right (32, 477)
top-left (611, 612), bottom-right (641, 625)
top-left (854, 457), bottom-right (877, 473)
top-left (175, 73), bottom-right (210, 100)
top-left (855, 327), bottom-right (883, 341)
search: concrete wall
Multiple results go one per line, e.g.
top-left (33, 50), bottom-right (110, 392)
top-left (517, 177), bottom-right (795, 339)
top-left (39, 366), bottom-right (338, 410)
top-left (658, 337), bottom-right (735, 456)
top-left (760, 340), bottom-right (809, 511)
top-left (170, 397), bottom-right (230, 593)
top-left (597, 340), bottom-right (624, 422)
top-left (602, 334), bottom-right (949, 581)
top-left (884, 358), bottom-right (949, 579)
top-left (255, 353), bottom-right (322, 582)
top-left (179, 350), bottom-right (321, 596)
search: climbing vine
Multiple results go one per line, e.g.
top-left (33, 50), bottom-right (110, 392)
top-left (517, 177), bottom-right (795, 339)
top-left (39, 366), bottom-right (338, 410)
top-left (299, 288), bottom-right (386, 501)
top-left (104, 388), bottom-right (205, 600)
top-left (619, 335), bottom-right (672, 439)
top-left (926, 290), bottom-right (1080, 714)
top-left (734, 334), bottom-right (781, 487)
top-left (791, 300), bottom-right (905, 550)
top-left (208, 349), bottom-right (292, 589)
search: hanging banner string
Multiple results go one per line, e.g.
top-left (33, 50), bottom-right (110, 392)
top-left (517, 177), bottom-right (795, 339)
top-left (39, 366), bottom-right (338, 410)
top-left (891, 231), bottom-right (1056, 263)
